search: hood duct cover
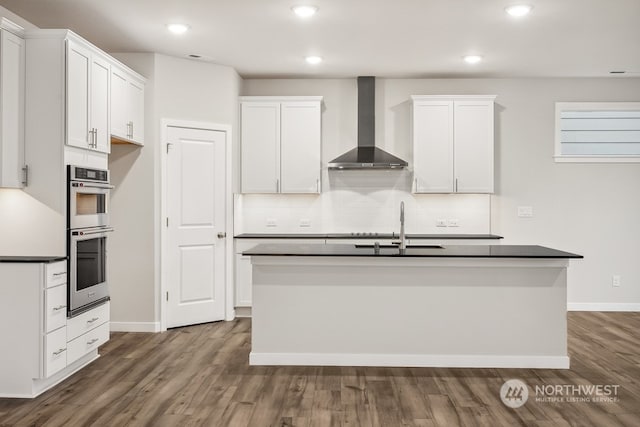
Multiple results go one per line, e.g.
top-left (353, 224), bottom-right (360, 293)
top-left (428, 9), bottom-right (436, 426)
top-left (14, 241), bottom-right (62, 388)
top-left (328, 76), bottom-right (408, 170)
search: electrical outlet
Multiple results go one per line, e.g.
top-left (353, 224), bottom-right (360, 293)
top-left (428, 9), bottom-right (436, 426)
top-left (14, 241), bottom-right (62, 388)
top-left (517, 206), bottom-right (534, 218)
top-left (436, 219), bottom-right (447, 227)
top-left (299, 219), bottom-right (311, 228)
top-left (612, 275), bottom-right (621, 287)
top-left (447, 219), bottom-right (460, 227)
top-left (266, 218), bottom-right (277, 227)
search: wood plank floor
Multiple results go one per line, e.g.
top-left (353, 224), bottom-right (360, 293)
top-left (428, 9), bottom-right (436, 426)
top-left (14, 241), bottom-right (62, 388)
top-left (1, 312), bottom-right (639, 426)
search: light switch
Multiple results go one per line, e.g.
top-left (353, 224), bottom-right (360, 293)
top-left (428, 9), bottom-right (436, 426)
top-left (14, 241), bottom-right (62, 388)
top-left (266, 218), bottom-right (277, 227)
top-left (447, 219), bottom-right (460, 227)
top-left (436, 219), bottom-right (447, 227)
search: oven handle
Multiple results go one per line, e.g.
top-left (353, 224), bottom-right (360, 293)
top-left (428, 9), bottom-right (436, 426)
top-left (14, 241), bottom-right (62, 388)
top-left (77, 227), bottom-right (114, 236)
top-left (71, 183), bottom-right (114, 190)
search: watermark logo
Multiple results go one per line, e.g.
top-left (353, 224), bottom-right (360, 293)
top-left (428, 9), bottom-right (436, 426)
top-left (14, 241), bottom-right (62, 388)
top-left (500, 379), bottom-right (621, 408)
top-left (500, 379), bottom-right (529, 408)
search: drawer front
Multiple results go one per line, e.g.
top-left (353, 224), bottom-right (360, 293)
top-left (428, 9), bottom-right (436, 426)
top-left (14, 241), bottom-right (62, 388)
top-left (45, 261), bottom-right (67, 288)
top-left (67, 322), bottom-right (109, 365)
top-left (45, 284), bottom-right (68, 333)
top-left (44, 327), bottom-right (67, 378)
top-left (67, 301), bottom-right (110, 342)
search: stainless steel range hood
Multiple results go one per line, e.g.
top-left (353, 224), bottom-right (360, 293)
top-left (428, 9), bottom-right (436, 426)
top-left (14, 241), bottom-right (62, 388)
top-left (328, 76), bottom-right (408, 170)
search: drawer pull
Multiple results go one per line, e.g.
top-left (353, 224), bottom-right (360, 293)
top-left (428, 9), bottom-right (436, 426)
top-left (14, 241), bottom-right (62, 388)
top-left (53, 348), bottom-right (66, 356)
top-left (87, 338), bottom-right (99, 346)
top-left (52, 305), bottom-right (67, 312)
top-left (87, 317), bottom-right (100, 325)
top-left (52, 272), bottom-right (67, 277)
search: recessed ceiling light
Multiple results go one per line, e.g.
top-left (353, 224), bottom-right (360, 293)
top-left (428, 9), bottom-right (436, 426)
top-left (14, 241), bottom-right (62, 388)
top-left (463, 55), bottom-right (483, 64)
top-left (292, 5), bottom-right (318, 18)
top-left (305, 56), bottom-right (323, 65)
top-left (167, 23), bottom-right (190, 34)
top-left (505, 4), bottom-right (533, 17)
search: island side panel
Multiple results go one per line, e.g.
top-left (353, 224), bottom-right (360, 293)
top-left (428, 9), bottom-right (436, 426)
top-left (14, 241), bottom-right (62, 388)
top-left (250, 257), bottom-right (569, 369)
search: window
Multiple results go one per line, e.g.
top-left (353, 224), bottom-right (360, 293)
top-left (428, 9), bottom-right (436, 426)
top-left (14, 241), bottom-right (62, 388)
top-left (555, 102), bottom-right (640, 163)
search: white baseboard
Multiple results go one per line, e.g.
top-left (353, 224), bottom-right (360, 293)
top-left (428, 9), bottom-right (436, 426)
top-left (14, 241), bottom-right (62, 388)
top-left (568, 303), bottom-right (640, 312)
top-left (235, 307), bottom-right (252, 318)
top-left (110, 321), bottom-right (161, 332)
top-left (249, 352), bottom-right (570, 369)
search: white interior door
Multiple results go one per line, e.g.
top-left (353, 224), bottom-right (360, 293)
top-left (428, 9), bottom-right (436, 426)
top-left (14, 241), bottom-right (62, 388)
top-left (166, 126), bottom-right (226, 328)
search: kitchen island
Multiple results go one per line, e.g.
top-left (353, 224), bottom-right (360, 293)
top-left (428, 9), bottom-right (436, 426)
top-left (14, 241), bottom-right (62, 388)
top-left (244, 244), bottom-right (582, 369)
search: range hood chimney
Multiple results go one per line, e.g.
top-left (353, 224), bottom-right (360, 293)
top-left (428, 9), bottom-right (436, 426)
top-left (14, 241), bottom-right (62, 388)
top-left (328, 76), bottom-right (408, 170)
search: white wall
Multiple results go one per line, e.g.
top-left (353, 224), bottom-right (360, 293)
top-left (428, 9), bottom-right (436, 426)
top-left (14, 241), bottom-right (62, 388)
top-left (108, 53), bottom-right (241, 328)
top-left (241, 77), bottom-right (640, 307)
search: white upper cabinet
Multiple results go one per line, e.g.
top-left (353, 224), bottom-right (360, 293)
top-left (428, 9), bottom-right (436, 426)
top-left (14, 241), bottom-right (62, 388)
top-left (66, 40), bottom-right (110, 153)
top-left (241, 96), bottom-right (322, 194)
top-left (412, 95), bottom-right (495, 194)
top-left (110, 65), bottom-right (145, 145)
top-left (280, 101), bottom-right (322, 193)
top-left (0, 22), bottom-right (26, 188)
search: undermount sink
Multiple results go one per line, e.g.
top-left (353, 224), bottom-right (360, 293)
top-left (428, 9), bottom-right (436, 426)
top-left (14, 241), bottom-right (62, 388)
top-left (355, 244), bottom-right (443, 249)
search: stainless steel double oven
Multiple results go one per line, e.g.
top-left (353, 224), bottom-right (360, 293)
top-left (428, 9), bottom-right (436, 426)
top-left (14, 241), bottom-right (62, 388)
top-left (67, 165), bottom-right (113, 316)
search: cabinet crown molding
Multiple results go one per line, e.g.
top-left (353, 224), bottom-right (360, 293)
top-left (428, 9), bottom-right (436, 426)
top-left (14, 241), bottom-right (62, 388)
top-left (23, 29), bottom-right (147, 83)
top-left (411, 95), bottom-right (497, 101)
top-left (240, 96), bottom-right (323, 103)
top-left (0, 17), bottom-right (25, 36)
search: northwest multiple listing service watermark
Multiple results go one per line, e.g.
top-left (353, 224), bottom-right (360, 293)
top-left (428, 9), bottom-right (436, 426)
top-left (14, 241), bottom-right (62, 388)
top-left (500, 379), bottom-right (620, 409)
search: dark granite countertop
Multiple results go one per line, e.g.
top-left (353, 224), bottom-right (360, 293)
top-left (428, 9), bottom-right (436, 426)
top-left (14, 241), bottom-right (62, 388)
top-left (0, 256), bottom-right (67, 263)
top-left (243, 244), bottom-right (582, 259)
top-left (235, 233), bottom-right (503, 240)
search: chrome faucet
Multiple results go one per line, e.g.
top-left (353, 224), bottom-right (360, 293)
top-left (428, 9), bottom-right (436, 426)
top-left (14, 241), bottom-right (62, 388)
top-left (400, 201), bottom-right (406, 250)
top-left (394, 201), bottom-right (406, 252)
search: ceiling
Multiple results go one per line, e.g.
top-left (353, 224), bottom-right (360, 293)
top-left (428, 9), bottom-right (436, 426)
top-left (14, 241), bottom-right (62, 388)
top-left (1, 0), bottom-right (639, 78)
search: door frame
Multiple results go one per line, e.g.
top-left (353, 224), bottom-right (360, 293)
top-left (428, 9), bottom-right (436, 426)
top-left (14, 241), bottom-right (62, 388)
top-left (159, 119), bottom-right (235, 332)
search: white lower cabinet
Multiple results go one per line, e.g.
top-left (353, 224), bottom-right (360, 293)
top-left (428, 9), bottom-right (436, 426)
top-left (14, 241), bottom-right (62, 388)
top-left (0, 260), bottom-right (109, 398)
top-left (44, 327), bottom-right (67, 378)
top-left (67, 321), bottom-right (109, 365)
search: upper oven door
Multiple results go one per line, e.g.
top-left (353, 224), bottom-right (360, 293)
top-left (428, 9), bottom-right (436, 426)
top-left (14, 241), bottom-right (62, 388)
top-left (69, 181), bottom-right (111, 229)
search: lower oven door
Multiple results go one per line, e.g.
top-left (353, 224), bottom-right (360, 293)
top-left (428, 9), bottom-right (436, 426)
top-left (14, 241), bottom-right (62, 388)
top-left (69, 227), bottom-right (113, 315)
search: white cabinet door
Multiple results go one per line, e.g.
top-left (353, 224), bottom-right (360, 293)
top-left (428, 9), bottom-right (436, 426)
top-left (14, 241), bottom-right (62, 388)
top-left (66, 41), bottom-right (91, 150)
top-left (281, 102), bottom-right (321, 193)
top-left (454, 100), bottom-right (494, 193)
top-left (110, 66), bottom-right (145, 145)
top-left (110, 67), bottom-right (128, 139)
top-left (413, 101), bottom-right (454, 193)
top-left (90, 55), bottom-right (110, 154)
top-left (128, 79), bottom-right (144, 144)
top-left (241, 102), bottom-right (280, 193)
top-left (0, 29), bottom-right (25, 188)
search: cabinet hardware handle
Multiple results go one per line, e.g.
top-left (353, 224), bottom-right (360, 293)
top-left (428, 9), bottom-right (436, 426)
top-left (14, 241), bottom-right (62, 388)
top-left (53, 348), bottom-right (66, 356)
top-left (414, 177), bottom-right (417, 191)
top-left (130, 122), bottom-right (134, 139)
top-left (276, 179), bottom-right (280, 193)
top-left (53, 305), bottom-right (67, 311)
top-left (87, 317), bottom-right (100, 324)
top-left (217, 232), bottom-right (227, 238)
top-left (316, 178), bottom-right (320, 193)
top-left (22, 165), bottom-right (29, 186)
top-left (455, 178), bottom-right (458, 192)
top-left (53, 272), bottom-right (66, 277)
top-left (87, 338), bottom-right (99, 345)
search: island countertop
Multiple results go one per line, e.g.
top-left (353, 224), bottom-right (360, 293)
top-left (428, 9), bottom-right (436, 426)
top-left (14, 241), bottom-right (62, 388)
top-left (235, 233), bottom-right (503, 240)
top-left (243, 243), bottom-right (583, 258)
